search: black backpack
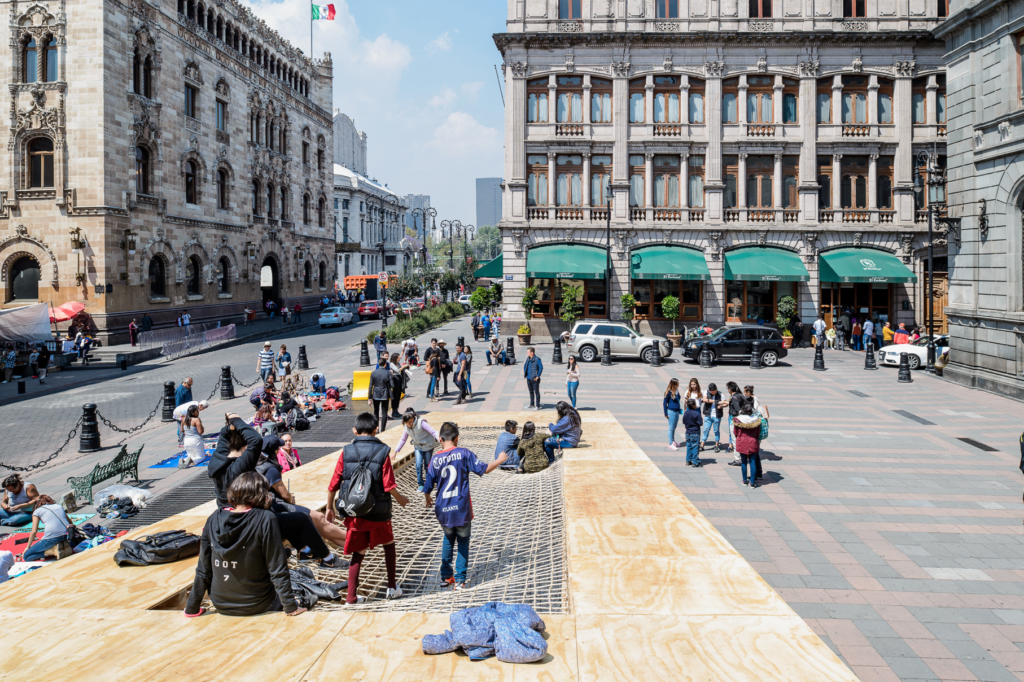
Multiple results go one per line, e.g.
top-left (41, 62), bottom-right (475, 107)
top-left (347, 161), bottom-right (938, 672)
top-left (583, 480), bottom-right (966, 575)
top-left (338, 460), bottom-right (376, 517)
top-left (113, 530), bottom-right (200, 567)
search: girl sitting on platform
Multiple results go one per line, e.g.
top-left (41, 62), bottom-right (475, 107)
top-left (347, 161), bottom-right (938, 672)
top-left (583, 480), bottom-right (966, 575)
top-left (516, 422), bottom-right (548, 474)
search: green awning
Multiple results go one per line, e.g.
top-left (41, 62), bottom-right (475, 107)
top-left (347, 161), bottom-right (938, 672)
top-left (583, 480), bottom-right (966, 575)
top-left (631, 246), bottom-right (710, 281)
top-left (526, 244), bottom-right (606, 280)
top-left (475, 254), bottom-right (503, 279)
top-left (724, 247), bottom-right (810, 282)
top-left (819, 248), bottom-right (918, 283)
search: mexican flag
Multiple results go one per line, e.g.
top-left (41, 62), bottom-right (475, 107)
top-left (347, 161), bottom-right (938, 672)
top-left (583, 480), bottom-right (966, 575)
top-left (311, 3), bottom-right (335, 20)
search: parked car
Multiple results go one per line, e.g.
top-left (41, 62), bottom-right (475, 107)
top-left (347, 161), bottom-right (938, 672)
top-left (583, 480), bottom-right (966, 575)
top-left (457, 294), bottom-right (472, 310)
top-left (877, 334), bottom-right (949, 370)
top-left (565, 322), bottom-right (672, 364)
top-left (358, 300), bottom-right (383, 320)
top-left (398, 302), bottom-right (418, 315)
top-left (319, 307), bottom-right (353, 329)
top-left (412, 297), bottom-right (426, 311)
top-left (682, 326), bottom-right (788, 366)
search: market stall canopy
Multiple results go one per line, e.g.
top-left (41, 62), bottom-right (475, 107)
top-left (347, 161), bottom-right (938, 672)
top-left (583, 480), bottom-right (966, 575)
top-left (475, 254), bottom-right (503, 279)
top-left (0, 303), bottom-right (53, 342)
top-left (724, 247), bottom-right (810, 282)
top-left (49, 301), bottom-right (85, 322)
top-left (526, 244), bottom-right (606, 280)
top-left (631, 246), bottom-right (710, 281)
top-left (819, 248), bottom-right (918, 283)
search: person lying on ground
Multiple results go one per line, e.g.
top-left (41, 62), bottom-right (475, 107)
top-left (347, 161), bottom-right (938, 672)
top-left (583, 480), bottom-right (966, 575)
top-left (184, 472), bottom-right (305, 618)
top-left (516, 422), bottom-right (548, 474)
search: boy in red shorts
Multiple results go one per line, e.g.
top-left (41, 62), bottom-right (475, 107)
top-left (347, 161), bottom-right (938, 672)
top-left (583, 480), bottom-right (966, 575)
top-left (326, 412), bottom-right (409, 605)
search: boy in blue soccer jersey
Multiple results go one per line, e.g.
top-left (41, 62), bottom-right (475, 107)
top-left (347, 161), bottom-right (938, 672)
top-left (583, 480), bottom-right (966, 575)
top-left (423, 421), bottom-right (508, 590)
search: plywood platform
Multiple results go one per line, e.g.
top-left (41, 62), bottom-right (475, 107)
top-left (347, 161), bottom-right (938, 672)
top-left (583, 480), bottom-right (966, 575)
top-left (0, 411), bottom-right (860, 682)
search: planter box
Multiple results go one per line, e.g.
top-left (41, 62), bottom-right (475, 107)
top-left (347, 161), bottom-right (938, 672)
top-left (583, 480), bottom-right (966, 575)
top-left (782, 336), bottom-right (792, 349)
top-left (517, 334), bottom-right (532, 346)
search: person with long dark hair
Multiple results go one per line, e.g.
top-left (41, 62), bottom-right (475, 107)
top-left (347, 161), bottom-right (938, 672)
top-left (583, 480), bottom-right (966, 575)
top-left (664, 378), bottom-right (682, 450)
top-left (516, 422), bottom-right (547, 473)
top-left (544, 401), bottom-right (582, 462)
top-left (178, 403), bottom-right (206, 469)
top-left (566, 355), bottom-right (581, 408)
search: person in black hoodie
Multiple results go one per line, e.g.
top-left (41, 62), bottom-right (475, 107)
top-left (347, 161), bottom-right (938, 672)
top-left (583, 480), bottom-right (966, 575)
top-left (208, 414), bottom-right (343, 569)
top-left (184, 472), bottom-right (304, 617)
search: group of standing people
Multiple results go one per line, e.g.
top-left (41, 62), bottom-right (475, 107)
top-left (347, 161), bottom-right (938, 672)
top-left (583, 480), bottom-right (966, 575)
top-left (664, 377), bottom-right (768, 487)
top-left (812, 313), bottom-right (913, 351)
top-left (470, 312), bottom-right (500, 342)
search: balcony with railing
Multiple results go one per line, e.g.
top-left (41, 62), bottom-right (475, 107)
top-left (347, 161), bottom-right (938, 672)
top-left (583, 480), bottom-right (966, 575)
top-left (555, 124), bottom-right (584, 137)
top-left (817, 123), bottom-right (896, 141)
top-left (555, 208), bottom-right (583, 220)
top-left (725, 210), bottom-right (740, 223)
top-left (527, 207), bottom-right (549, 221)
top-left (653, 124), bottom-right (682, 138)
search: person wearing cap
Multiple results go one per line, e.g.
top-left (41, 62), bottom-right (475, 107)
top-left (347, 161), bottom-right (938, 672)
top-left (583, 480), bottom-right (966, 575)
top-left (700, 383), bottom-right (726, 453)
top-left (257, 342), bottom-right (275, 383)
top-left (892, 322), bottom-right (910, 345)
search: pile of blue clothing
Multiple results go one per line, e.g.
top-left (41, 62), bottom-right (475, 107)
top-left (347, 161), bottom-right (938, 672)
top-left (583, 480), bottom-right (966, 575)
top-left (422, 602), bottom-right (547, 663)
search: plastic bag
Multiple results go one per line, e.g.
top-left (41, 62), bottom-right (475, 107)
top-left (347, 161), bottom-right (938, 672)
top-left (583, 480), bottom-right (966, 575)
top-left (94, 485), bottom-right (153, 509)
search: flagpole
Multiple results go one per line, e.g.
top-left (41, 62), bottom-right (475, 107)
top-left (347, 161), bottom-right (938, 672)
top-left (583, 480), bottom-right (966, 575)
top-left (310, 4), bottom-right (313, 60)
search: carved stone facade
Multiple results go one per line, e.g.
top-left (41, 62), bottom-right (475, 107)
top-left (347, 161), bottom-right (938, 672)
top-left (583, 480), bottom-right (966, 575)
top-left (0, 0), bottom-right (335, 343)
top-left (495, 2), bottom-right (946, 336)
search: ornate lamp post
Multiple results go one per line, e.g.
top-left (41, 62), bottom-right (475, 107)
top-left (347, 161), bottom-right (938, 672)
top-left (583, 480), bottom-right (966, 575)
top-left (368, 191), bottom-right (401, 329)
top-left (440, 219), bottom-right (464, 271)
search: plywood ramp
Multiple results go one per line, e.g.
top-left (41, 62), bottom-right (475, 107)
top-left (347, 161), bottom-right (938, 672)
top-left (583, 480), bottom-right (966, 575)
top-left (0, 411), bottom-right (859, 682)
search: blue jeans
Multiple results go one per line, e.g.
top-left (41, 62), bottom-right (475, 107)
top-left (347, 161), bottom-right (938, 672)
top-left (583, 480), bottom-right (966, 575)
top-left (741, 454), bottom-right (757, 484)
top-left (526, 378), bottom-right (541, 406)
top-left (441, 522), bottom-right (471, 583)
top-left (260, 367), bottom-right (274, 383)
top-left (483, 325), bottom-right (491, 340)
top-left (0, 507), bottom-right (32, 527)
top-left (667, 409), bottom-right (680, 445)
top-left (543, 436), bottom-right (575, 462)
top-left (414, 449), bottom-right (433, 489)
top-left (486, 350), bottom-right (506, 365)
top-left (700, 413), bottom-right (721, 446)
top-left (686, 433), bottom-right (701, 465)
top-left (567, 381), bottom-right (579, 408)
top-left (24, 533), bottom-right (67, 561)
top-left (465, 373), bottom-right (472, 395)
top-left (428, 375), bottom-right (438, 398)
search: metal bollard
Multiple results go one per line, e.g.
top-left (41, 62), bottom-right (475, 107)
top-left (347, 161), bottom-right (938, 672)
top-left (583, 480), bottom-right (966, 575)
top-left (864, 341), bottom-right (878, 370)
top-left (750, 340), bottom-right (762, 370)
top-left (457, 335), bottom-right (465, 349)
top-left (897, 352), bottom-right (913, 383)
top-left (17, 380), bottom-right (25, 395)
top-left (552, 338), bottom-right (563, 365)
top-left (650, 340), bottom-right (663, 367)
top-left (297, 345), bottom-right (309, 370)
top-left (700, 341), bottom-right (713, 368)
top-left (117, 354), bottom-right (127, 371)
top-left (505, 337), bottom-right (517, 365)
top-left (78, 403), bottom-right (101, 452)
top-left (601, 338), bottom-right (612, 366)
top-left (359, 339), bottom-right (371, 367)
top-left (161, 381), bottom-right (176, 421)
top-left (220, 366), bottom-right (234, 399)
top-left (813, 343), bottom-right (826, 371)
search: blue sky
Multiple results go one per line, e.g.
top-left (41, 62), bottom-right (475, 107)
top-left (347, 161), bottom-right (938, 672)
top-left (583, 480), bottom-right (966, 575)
top-left (241, 0), bottom-right (508, 229)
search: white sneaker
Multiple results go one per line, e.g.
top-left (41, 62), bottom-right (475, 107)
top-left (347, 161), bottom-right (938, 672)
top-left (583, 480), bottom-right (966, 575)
top-left (668, 443), bottom-right (678, 450)
top-left (346, 596), bottom-right (366, 606)
top-left (385, 587), bottom-right (403, 600)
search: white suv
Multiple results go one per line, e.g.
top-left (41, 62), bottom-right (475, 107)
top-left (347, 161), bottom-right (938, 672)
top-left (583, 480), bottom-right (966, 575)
top-left (565, 322), bottom-right (672, 363)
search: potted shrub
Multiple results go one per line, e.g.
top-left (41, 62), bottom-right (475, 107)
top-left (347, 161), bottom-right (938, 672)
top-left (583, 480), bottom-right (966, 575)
top-left (517, 324), bottom-right (532, 345)
top-left (776, 295), bottom-right (798, 349)
top-left (660, 295), bottom-right (683, 347)
top-left (519, 285), bottom-right (539, 343)
top-left (619, 293), bottom-right (637, 328)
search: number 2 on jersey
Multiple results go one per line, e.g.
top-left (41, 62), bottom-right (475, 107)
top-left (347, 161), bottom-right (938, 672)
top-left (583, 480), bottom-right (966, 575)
top-left (440, 464), bottom-right (458, 499)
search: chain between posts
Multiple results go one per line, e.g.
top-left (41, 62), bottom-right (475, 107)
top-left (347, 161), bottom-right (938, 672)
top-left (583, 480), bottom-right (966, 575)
top-left (96, 393), bottom-right (163, 435)
top-left (205, 376), bottom-right (222, 403)
top-left (231, 372), bottom-right (261, 389)
top-left (0, 418), bottom-right (82, 472)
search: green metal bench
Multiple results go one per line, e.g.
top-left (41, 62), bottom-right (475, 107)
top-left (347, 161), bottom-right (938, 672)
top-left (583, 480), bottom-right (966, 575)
top-left (67, 444), bottom-right (144, 505)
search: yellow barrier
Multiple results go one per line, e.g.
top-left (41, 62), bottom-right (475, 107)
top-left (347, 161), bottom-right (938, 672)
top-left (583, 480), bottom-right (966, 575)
top-left (351, 370), bottom-right (371, 402)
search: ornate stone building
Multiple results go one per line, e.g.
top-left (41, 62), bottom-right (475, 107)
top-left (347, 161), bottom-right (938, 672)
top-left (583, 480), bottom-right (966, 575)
top-left (333, 164), bottom-right (409, 283)
top-left (935, 0), bottom-right (1024, 399)
top-left (333, 110), bottom-right (367, 176)
top-left (0, 0), bottom-right (335, 343)
top-left (494, 1), bottom-right (949, 338)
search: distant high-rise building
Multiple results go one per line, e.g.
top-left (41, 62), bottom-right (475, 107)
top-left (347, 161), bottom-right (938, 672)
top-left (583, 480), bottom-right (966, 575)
top-left (405, 194), bottom-right (431, 237)
top-left (476, 178), bottom-right (502, 228)
top-left (332, 111), bottom-right (368, 176)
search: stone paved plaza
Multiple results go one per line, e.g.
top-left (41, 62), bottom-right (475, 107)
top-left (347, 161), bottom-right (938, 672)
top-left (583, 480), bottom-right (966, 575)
top-left (5, 316), bottom-right (1024, 682)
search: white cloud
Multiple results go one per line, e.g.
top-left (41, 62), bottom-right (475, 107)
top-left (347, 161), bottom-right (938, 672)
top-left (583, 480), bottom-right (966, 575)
top-left (429, 88), bottom-right (458, 108)
top-left (429, 112), bottom-right (501, 158)
top-left (426, 31), bottom-right (454, 54)
top-left (461, 81), bottom-right (485, 97)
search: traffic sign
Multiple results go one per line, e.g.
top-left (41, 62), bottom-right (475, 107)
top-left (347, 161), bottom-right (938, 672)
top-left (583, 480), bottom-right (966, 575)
top-left (378, 271), bottom-right (389, 287)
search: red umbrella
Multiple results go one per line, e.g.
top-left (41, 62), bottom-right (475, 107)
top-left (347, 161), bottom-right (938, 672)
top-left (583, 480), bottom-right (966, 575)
top-left (49, 301), bottom-right (85, 322)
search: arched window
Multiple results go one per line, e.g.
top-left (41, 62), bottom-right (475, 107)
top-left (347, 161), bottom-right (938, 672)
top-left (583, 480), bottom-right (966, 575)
top-left (184, 160), bottom-right (197, 203)
top-left (149, 257), bottom-right (166, 297)
top-left (318, 197), bottom-right (325, 227)
top-left (318, 262), bottom-right (326, 289)
top-left (185, 255), bottom-right (202, 296)
top-left (23, 38), bottom-right (37, 83)
top-left (143, 56), bottom-right (152, 98)
top-left (303, 194), bottom-right (311, 223)
top-left (135, 146), bottom-right (149, 195)
top-left (279, 187), bottom-right (286, 219)
top-left (217, 257), bottom-right (230, 294)
top-left (266, 183), bottom-right (274, 217)
top-left (28, 138), bottom-right (54, 188)
top-left (304, 261), bottom-right (311, 289)
top-left (9, 256), bottom-right (39, 301)
top-left (252, 180), bottom-right (259, 213)
top-left (216, 169), bottom-right (227, 209)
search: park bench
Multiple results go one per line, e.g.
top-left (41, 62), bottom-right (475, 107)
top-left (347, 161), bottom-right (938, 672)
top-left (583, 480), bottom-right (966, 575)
top-left (67, 444), bottom-right (144, 505)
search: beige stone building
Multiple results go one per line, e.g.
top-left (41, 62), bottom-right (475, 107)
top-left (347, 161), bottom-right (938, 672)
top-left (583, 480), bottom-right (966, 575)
top-left (494, 1), bottom-right (949, 340)
top-left (0, 0), bottom-right (335, 343)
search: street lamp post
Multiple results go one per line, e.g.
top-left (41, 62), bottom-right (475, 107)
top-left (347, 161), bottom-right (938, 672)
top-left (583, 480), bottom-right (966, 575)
top-left (440, 219), bottom-right (463, 271)
top-left (410, 207), bottom-right (437, 301)
top-left (368, 191), bottom-right (401, 330)
top-left (914, 149), bottom-right (953, 375)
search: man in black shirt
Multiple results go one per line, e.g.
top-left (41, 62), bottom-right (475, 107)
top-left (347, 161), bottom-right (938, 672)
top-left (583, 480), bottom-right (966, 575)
top-left (725, 381), bottom-right (744, 465)
top-left (370, 355), bottom-right (392, 432)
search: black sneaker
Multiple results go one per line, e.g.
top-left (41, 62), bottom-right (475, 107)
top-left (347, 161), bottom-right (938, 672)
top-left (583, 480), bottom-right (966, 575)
top-left (728, 461), bottom-right (741, 466)
top-left (319, 555), bottom-right (348, 570)
top-left (714, 444), bottom-right (721, 453)
top-left (692, 463), bottom-right (703, 468)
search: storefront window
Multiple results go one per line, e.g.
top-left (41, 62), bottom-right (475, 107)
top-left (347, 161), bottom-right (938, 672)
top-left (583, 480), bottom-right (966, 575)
top-left (633, 280), bottom-right (703, 320)
top-left (820, 282), bottom-right (890, 326)
top-left (726, 281), bottom-right (797, 323)
top-left (529, 278), bottom-right (607, 318)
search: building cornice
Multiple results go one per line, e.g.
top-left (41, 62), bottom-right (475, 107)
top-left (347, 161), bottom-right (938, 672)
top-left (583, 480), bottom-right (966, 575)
top-left (931, 0), bottom-right (1004, 38)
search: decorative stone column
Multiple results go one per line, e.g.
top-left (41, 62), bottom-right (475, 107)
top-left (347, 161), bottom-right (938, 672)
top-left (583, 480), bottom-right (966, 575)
top-left (738, 75), bottom-right (749, 126)
top-left (612, 60), bottom-right (632, 223)
top-left (801, 231), bottom-right (820, 324)
top-left (644, 151), bottom-right (654, 220)
top-left (547, 151), bottom-right (557, 220)
top-left (926, 74), bottom-right (937, 126)
top-left (831, 75), bottom-right (843, 127)
top-left (582, 151), bottom-right (592, 217)
top-left (507, 61), bottom-right (529, 222)
top-left (737, 153), bottom-right (748, 212)
top-left (704, 231), bottom-right (726, 324)
top-left (893, 60), bottom-right (917, 224)
top-left (582, 74), bottom-right (592, 128)
top-left (773, 153), bottom-right (783, 215)
top-left (868, 152), bottom-right (878, 220)
top-left (704, 61), bottom-right (726, 223)
top-left (680, 151), bottom-right (690, 211)
top-left (773, 75), bottom-right (784, 128)
top-left (832, 153), bottom-right (842, 215)
top-left (798, 60), bottom-right (820, 224)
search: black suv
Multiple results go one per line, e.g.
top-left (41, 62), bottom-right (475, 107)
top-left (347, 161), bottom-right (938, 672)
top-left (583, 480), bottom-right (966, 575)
top-left (682, 326), bottom-right (788, 366)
